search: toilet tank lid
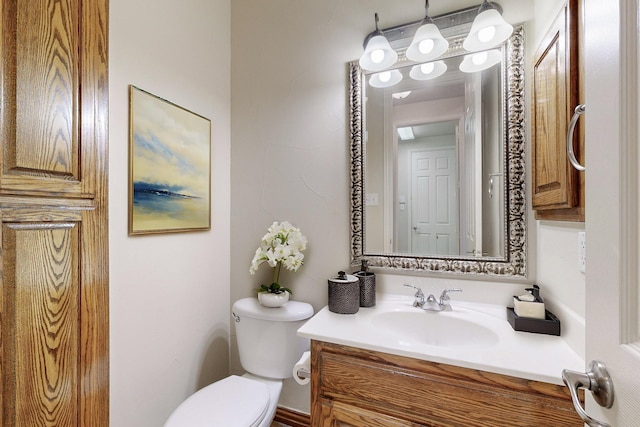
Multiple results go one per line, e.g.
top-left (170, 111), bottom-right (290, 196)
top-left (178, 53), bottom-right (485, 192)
top-left (233, 297), bottom-right (314, 321)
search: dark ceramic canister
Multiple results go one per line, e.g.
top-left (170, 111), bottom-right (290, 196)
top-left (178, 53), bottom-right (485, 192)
top-left (328, 271), bottom-right (360, 314)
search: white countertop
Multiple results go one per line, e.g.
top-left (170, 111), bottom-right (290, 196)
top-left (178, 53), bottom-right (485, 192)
top-left (297, 295), bottom-right (584, 385)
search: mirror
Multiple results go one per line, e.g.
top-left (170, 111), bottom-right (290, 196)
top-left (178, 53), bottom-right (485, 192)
top-left (350, 18), bottom-right (526, 277)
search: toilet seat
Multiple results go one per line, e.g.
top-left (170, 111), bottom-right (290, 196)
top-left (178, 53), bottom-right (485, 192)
top-left (164, 375), bottom-right (270, 427)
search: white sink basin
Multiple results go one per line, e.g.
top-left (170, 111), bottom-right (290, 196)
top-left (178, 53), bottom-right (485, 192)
top-left (297, 297), bottom-right (585, 385)
top-left (371, 310), bottom-right (500, 349)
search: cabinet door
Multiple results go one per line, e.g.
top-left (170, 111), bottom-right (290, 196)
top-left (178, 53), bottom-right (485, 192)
top-left (532, 0), bottom-right (584, 221)
top-left (0, 0), bottom-right (109, 425)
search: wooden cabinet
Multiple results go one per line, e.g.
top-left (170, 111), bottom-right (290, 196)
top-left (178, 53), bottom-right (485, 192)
top-left (0, 1), bottom-right (109, 425)
top-left (531, 0), bottom-right (585, 221)
top-left (311, 340), bottom-right (583, 427)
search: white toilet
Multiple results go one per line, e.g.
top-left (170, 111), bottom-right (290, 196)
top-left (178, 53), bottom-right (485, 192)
top-left (164, 297), bottom-right (314, 427)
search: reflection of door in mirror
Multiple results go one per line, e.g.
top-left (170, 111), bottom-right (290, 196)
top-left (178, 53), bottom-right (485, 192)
top-left (396, 123), bottom-right (459, 255)
top-left (409, 146), bottom-right (458, 255)
top-left (364, 61), bottom-right (504, 257)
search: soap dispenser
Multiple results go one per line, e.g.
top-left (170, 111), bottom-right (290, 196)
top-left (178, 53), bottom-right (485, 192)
top-left (513, 284), bottom-right (546, 319)
top-left (354, 260), bottom-right (376, 307)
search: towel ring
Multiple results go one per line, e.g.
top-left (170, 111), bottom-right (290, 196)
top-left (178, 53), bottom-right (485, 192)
top-left (567, 104), bottom-right (586, 171)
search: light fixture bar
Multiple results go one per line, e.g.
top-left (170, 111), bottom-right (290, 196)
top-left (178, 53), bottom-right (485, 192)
top-left (373, 2), bottom-right (504, 51)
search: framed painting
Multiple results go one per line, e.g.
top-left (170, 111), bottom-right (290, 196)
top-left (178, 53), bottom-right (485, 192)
top-left (128, 86), bottom-right (211, 235)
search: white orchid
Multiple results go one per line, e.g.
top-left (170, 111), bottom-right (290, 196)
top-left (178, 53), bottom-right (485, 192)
top-left (250, 221), bottom-right (307, 294)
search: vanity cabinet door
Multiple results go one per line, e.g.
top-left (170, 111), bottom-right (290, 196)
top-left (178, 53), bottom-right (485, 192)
top-left (311, 340), bottom-right (583, 427)
top-left (531, 0), bottom-right (585, 221)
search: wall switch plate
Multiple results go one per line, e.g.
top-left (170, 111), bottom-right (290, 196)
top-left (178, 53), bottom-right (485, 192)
top-left (578, 231), bottom-right (586, 273)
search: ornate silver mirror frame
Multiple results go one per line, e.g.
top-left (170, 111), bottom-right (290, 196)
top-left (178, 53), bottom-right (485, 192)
top-left (350, 25), bottom-right (526, 278)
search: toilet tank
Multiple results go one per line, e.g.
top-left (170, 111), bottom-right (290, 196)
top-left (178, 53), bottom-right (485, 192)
top-left (232, 298), bottom-right (314, 379)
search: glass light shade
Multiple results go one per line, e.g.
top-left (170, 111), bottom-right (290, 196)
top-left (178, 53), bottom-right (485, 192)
top-left (359, 34), bottom-right (398, 72)
top-left (369, 69), bottom-right (403, 88)
top-left (463, 9), bottom-right (513, 52)
top-left (459, 49), bottom-right (502, 73)
top-left (392, 91), bottom-right (412, 99)
top-left (409, 60), bottom-right (447, 80)
top-left (406, 23), bottom-right (449, 62)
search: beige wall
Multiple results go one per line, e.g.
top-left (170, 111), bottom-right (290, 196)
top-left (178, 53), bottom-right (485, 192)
top-left (109, 0), bottom-right (231, 425)
top-left (231, 0), bottom-right (585, 415)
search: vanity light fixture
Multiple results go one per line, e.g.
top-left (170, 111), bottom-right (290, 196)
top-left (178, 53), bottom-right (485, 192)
top-left (405, 1), bottom-right (449, 62)
top-left (369, 69), bottom-right (403, 88)
top-left (359, 13), bottom-right (398, 72)
top-left (410, 60), bottom-right (447, 80)
top-left (459, 49), bottom-right (502, 73)
top-left (360, 2), bottom-right (511, 87)
top-left (463, 0), bottom-right (513, 52)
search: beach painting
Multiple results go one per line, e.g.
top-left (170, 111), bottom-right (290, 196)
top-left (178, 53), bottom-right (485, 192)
top-left (129, 86), bottom-right (211, 235)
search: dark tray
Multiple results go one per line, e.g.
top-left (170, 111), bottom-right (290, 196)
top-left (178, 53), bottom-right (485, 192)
top-left (506, 307), bottom-right (561, 336)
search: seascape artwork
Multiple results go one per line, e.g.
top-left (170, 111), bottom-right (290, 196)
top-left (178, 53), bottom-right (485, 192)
top-left (129, 86), bottom-right (211, 234)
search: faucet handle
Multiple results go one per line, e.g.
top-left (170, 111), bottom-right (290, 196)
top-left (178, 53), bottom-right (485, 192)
top-left (404, 283), bottom-right (423, 295)
top-left (404, 284), bottom-right (425, 307)
top-left (439, 288), bottom-right (462, 303)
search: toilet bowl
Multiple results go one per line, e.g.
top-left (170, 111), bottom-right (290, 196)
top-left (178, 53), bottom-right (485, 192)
top-left (164, 374), bottom-right (282, 427)
top-left (164, 298), bottom-right (314, 427)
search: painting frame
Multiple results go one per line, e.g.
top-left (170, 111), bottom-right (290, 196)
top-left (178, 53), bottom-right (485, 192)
top-left (128, 85), bottom-right (211, 235)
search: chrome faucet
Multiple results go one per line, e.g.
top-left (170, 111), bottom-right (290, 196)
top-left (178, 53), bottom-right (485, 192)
top-left (404, 284), bottom-right (462, 311)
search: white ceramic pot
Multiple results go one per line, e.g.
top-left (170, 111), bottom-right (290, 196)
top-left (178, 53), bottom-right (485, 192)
top-left (258, 291), bottom-right (290, 308)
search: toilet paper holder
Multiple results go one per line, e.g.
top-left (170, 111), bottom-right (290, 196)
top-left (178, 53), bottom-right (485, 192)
top-left (293, 351), bottom-right (311, 385)
top-left (296, 367), bottom-right (310, 380)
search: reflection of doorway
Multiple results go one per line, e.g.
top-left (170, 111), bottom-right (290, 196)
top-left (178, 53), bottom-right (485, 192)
top-left (409, 148), bottom-right (459, 255)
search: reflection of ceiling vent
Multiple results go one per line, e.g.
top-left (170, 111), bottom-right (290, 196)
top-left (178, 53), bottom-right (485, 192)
top-left (397, 127), bottom-right (415, 140)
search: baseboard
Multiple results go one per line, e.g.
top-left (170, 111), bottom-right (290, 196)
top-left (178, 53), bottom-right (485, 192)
top-left (273, 406), bottom-right (311, 427)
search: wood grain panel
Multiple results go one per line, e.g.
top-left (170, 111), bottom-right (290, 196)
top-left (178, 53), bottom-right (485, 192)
top-left (0, 0), bottom-right (108, 198)
top-left (15, 0), bottom-right (79, 175)
top-left (312, 341), bottom-right (583, 427)
top-left (533, 37), bottom-right (563, 195)
top-left (2, 222), bottom-right (79, 426)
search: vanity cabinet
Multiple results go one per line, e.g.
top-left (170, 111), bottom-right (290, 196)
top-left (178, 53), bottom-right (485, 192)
top-left (531, 0), bottom-right (585, 221)
top-left (311, 340), bottom-right (583, 427)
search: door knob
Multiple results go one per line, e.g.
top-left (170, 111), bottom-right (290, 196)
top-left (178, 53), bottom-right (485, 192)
top-left (562, 360), bottom-right (614, 427)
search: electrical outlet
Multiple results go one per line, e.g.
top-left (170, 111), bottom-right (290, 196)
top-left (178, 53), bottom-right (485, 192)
top-left (578, 232), bottom-right (586, 273)
top-left (365, 193), bottom-right (379, 206)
